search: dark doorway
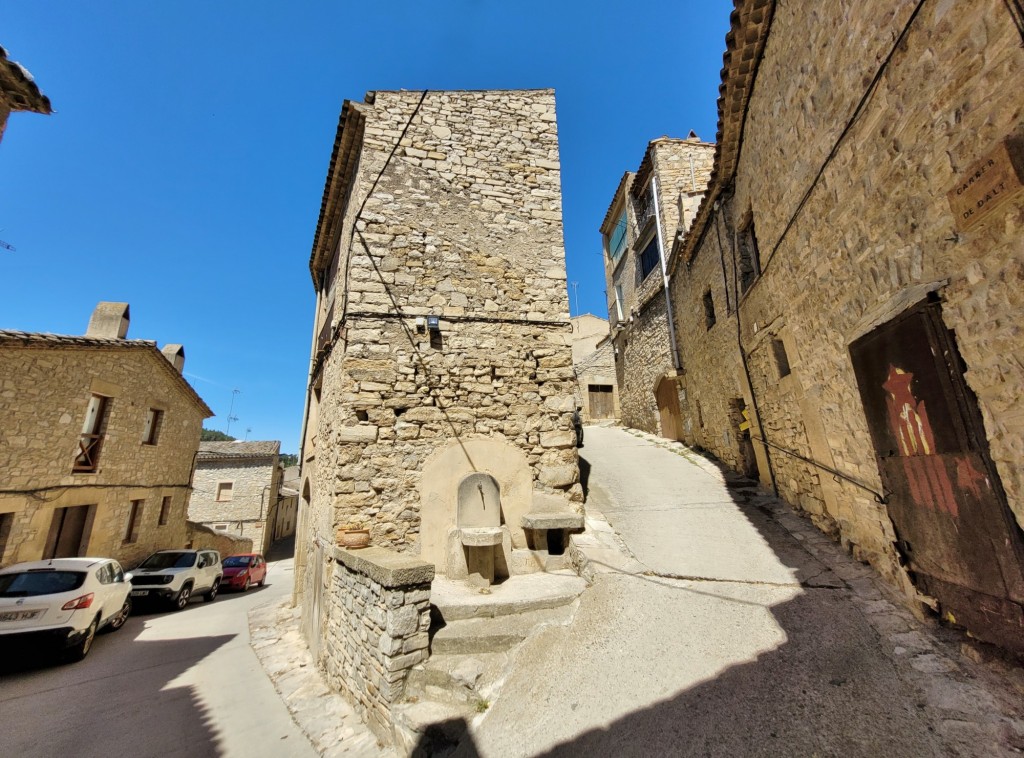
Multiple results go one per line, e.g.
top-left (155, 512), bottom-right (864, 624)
top-left (850, 299), bottom-right (1024, 653)
top-left (43, 505), bottom-right (94, 559)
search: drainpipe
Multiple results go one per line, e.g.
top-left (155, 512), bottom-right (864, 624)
top-left (651, 175), bottom-right (682, 371)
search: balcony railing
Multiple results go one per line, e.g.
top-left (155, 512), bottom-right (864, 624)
top-left (73, 433), bottom-right (103, 473)
top-left (633, 191), bottom-right (656, 234)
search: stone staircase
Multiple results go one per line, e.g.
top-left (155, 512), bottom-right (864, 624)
top-left (391, 586), bottom-right (582, 755)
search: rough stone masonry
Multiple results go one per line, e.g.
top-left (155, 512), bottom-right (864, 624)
top-left (298, 89), bottom-right (581, 643)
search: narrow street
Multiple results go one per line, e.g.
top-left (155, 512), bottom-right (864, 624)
top-left (0, 555), bottom-right (317, 758)
top-left (463, 426), bottom-right (1024, 757)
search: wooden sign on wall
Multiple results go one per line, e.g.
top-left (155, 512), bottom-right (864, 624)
top-left (947, 136), bottom-right (1024, 232)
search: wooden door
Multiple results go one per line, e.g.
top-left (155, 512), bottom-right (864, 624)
top-left (850, 300), bottom-right (1024, 653)
top-left (656, 379), bottom-right (682, 441)
top-left (588, 384), bottom-right (614, 419)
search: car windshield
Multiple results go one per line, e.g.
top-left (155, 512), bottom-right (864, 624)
top-left (0, 570), bottom-right (87, 597)
top-left (222, 556), bottom-right (252, 568)
top-left (138, 552), bottom-right (195, 570)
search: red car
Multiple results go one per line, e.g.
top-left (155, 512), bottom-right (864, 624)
top-left (221, 554), bottom-right (267, 592)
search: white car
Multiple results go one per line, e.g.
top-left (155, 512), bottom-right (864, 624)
top-left (0, 557), bottom-right (133, 662)
top-left (128, 549), bottom-right (222, 610)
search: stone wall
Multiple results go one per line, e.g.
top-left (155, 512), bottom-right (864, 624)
top-left (602, 138), bottom-right (715, 435)
top-left (185, 520), bottom-right (253, 557)
top-left (0, 340), bottom-right (208, 567)
top-left (670, 0), bottom-right (1024, 600)
top-left (301, 89), bottom-right (579, 570)
top-left (321, 546), bottom-right (434, 745)
top-left (189, 457), bottom-right (279, 554)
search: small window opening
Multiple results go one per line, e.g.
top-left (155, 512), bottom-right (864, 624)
top-left (738, 218), bottom-right (761, 294)
top-left (356, 410), bottom-right (369, 422)
top-left (143, 408), bottom-right (163, 445)
top-left (124, 500), bottom-right (144, 544)
top-left (216, 482), bottom-right (234, 502)
top-left (772, 339), bottom-right (791, 378)
top-left (547, 529), bottom-right (566, 556)
top-left (703, 289), bottom-right (716, 330)
top-left (158, 496), bottom-right (171, 526)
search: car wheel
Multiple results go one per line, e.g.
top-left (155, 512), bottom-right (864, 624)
top-left (172, 584), bottom-right (192, 611)
top-left (241, 576), bottom-right (250, 592)
top-left (257, 574), bottom-right (266, 587)
top-left (66, 616), bottom-right (98, 663)
top-left (101, 596), bottom-right (132, 633)
top-left (203, 580), bottom-right (219, 602)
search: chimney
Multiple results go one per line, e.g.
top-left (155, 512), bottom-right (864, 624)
top-left (86, 302), bottom-right (130, 339)
top-left (161, 344), bottom-right (185, 373)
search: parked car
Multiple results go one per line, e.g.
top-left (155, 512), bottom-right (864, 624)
top-left (0, 557), bottom-right (133, 662)
top-left (221, 553), bottom-right (267, 592)
top-left (129, 549), bottom-right (221, 610)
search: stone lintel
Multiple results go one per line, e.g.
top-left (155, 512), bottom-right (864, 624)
top-left (521, 513), bottom-right (585, 530)
top-left (333, 545), bottom-right (435, 588)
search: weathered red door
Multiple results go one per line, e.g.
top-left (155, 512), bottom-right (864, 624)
top-left (850, 300), bottom-right (1024, 653)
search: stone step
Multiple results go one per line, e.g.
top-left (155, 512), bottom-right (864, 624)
top-left (431, 571), bottom-right (586, 622)
top-left (430, 604), bottom-right (576, 655)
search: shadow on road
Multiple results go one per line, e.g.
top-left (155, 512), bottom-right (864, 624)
top-left (0, 619), bottom-right (235, 757)
top-left (464, 441), bottom-right (953, 757)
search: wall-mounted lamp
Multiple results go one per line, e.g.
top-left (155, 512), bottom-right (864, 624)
top-left (426, 315), bottom-right (441, 332)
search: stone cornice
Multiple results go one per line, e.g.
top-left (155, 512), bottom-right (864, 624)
top-left (668, 0), bottom-right (777, 277)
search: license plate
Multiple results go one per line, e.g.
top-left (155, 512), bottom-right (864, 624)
top-left (0, 610), bottom-right (42, 622)
top-left (130, 590), bottom-right (149, 597)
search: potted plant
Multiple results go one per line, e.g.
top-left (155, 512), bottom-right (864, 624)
top-left (336, 522), bottom-right (371, 549)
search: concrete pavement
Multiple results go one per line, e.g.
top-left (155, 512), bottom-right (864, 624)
top-left (0, 555), bottom-right (317, 758)
top-left (459, 426), bottom-right (1024, 757)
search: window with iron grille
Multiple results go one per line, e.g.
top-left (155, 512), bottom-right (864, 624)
top-left (638, 237), bottom-right (660, 280)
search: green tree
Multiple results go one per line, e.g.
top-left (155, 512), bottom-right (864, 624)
top-left (200, 428), bottom-right (236, 442)
top-left (279, 453), bottom-right (298, 467)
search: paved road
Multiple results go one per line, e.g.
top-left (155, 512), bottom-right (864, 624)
top-left (0, 556), bottom-right (316, 758)
top-left (464, 426), bottom-right (976, 757)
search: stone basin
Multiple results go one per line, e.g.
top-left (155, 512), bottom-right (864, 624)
top-left (459, 526), bottom-right (505, 546)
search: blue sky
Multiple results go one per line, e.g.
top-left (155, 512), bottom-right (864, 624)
top-left (0, 1), bottom-right (729, 452)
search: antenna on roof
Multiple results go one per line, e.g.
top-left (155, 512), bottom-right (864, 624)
top-left (225, 388), bottom-right (241, 436)
top-left (0, 230), bottom-right (15, 252)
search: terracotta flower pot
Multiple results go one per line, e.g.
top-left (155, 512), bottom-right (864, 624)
top-left (339, 528), bottom-right (371, 549)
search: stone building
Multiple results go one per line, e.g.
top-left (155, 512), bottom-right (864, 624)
top-left (272, 464), bottom-right (299, 543)
top-left (0, 302), bottom-right (212, 568)
top-left (570, 314), bottom-right (618, 422)
top-left (188, 441), bottom-right (282, 555)
top-left (666, 0), bottom-right (1024, 653)
top-left (0, 44), bottom-right (51, 145)
top-left (599, 135), bottom-right (715, 438)
top-left (297, 89), bottom-right (581, 652)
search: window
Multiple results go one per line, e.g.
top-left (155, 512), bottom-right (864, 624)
top-left (74, 394), bottom-right (110, 473)
top-left (606, 210), bottom-right (628, 262)
top-left (124, 500), bottom-right (144, 544)
top-left (158, 496), bottom-right (172, 526)
top-left (772, 339), bottom-right (792, 378)
top-left (638, 237), bottom-right (660, 280)
top-left (738, 218), bottom-right (762, 294)
top-left (633, 187), bottom-right (655, 231)
top-left (216, 482), bottom-right (234, 502)
top-left (142, 409), bottom-right (163, 445)
top-left (703, 289), bottom-right (716, 330)
top-left (214, 524), bottom-right (228, 531)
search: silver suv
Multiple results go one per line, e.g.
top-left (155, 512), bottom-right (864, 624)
top-left (129, 550), bottom-right (222, 610)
